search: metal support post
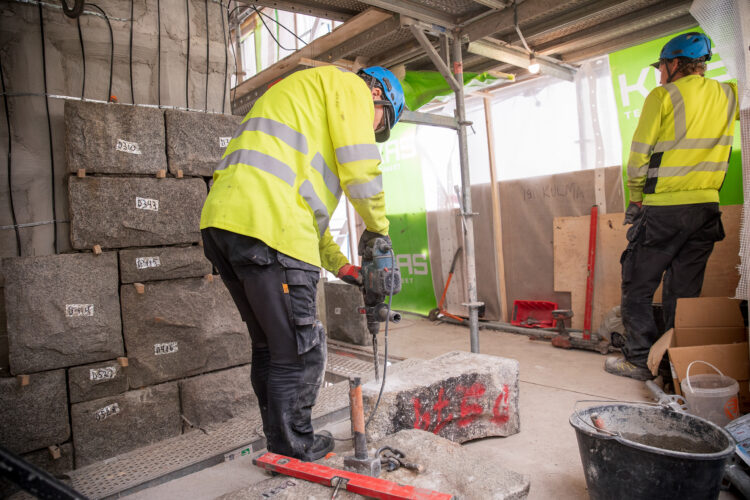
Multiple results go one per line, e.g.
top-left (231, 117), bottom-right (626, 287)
top-left (452, 35), bottom-right (482, 353)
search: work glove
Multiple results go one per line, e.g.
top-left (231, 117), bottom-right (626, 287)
top-left (337, 264), bottom-right (362, 286)
top-left (358, 230), bottom-right (391, 258)
top-left (623, 202), bottom-right (642, 225)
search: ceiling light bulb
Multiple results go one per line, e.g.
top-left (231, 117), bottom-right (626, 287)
top-left (528, 57), bottom-right (540, 74)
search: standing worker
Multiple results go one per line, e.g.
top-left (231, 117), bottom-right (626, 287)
top-left (200, 66), bottom-right (405, 460)
top-left (605, 32), bottom-right (739, 380)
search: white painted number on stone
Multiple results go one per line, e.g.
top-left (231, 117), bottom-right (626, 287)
top-left (135, 256), bottom-right (161, 269)
top-left (66, 304), bottom-right (94, 317)
top-left (116, 139), bottom-right (142, 155)
top-left (219, 137), bottom-right (231, 148)
top-left (334, 307), bottom-right (341, 315)
top-left (154, 341), bottom-right (178, 356)
top-left (95, 403), bottom-right (120, 422)
top-left (135, 197), bottom-right (159, 211)
top-left (90, 366), bottom-right (117, 382)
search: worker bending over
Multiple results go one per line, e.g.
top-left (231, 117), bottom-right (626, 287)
top-left (606, 32), bottom-right (739, 380)
top-left (200, 66), bottom-right (405, 459)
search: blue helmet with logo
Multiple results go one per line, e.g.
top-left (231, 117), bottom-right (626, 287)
top-left (358, 66), bottom-right (405, 142)
top-left (651, 32), bottom-right (712, 68)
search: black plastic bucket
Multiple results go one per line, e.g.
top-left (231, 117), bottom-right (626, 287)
top-left (570, 403), bottom-right (735, 500)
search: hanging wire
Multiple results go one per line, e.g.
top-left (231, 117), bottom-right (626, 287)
top-left (186, 0), bottom-right (191, 109)
top-left (204, 0), bottom-right (210, 112)
top-left (251, 5), bottom-right (307, 48)
top-left (37, 2), bottom-right (58, 254)
top-left (157, 0), bottom-right (161, 106)
top-left (251, 6), bottom-right (294, 51)
top-left (228, 4), bottom-right (240, 106)
top-left (513, 0), bottom-right (532, 54)
top-left (0, 55), bottom-right (21, 256)
top-left (85, 3), bottom-right (114, 102)
top-left (129, 0), bottom-right (135, 104)
top-left (220, 0), bottom-right (227, 113)
top-left (77, 17), bottom-right (86, 99)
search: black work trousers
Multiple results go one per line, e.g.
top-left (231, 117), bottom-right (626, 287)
top-left (201, 227), bottom-right (326, 461)
top-left (620, 203), bottom-right (725, 368)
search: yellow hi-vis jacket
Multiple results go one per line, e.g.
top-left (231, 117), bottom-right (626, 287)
top-left (200, 66), bottom-right (389, 274)
top-left (627, 75), bottom-right (739, 206)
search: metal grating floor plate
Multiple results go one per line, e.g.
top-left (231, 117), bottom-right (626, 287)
top-left (63, 349), bottom-right (380, 499)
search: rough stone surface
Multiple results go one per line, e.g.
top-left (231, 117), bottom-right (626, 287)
top-left (65, 100), bottom-right (166, 175)
top-left (68, 176), bottom-right (206, 250)
top-left (119, 245), bottom-right (212, 283)
top-left (179, 364), bottom-right (258, 430)
top-left (0, 443), bottom-right (74, 498)
top-left (324, 281), bottom-right (370, 346)
top-left (71, 383), bottom-right (181, 467)
top-left (3, 253), bottom-right (123, 374)
top-left (219, 429), bottom-right (530, 500)
top-left (165, 110), bottom-right (242, 176)
top-left (0, 369), bottom-right (70, 454)
top-left (68, 360), bottom-right (128, 404)
top-left (121, 277), bottom-right (250, 388)
top-left (362, 351), bottom-right (520, 443)
top-left (0, 286), bottom-right (9, 377)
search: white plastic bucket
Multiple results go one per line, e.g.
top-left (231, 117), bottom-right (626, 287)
top-left (680, 360), bottom-right (740, 427)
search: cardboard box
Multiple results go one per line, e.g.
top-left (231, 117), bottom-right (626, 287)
top-left (647, 297), bottom-right (749, 411)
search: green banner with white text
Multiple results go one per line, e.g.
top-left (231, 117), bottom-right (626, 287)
top-left (608, 27), bottom-right (743, 205)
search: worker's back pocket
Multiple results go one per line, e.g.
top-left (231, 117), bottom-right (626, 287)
top-left (282, 268), bottom-right (321, 355)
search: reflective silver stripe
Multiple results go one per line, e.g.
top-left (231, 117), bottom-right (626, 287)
top-left (654, 135), bottom-right (734, 152)
top-left (216, 149), bottom-right (296, 186)
top-left (236, 117), bottom-right (308, 155)
top-left (722, 83), bottom-right (737, 124)
top-left (311, 153), bottom-right (342, 199)
top-left (299, 180), bottom-right (329, 236)
top-left (335, 144), bottom-right (381, 164)
top-left (665, 83), bottom-right (686, 140)
top-left (627, 164), bottom-right (649, 178)
top-left (630, 142), bottom-right (652, 155)
top-left (646, 161), bottom-right (728, 178)
top-left (346, 175), bottom-right (383, 199)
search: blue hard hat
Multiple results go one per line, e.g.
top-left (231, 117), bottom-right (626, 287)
top-left (651, 32), bottom-right (712, 68)
top-left (358, 66), bottom-right (405, 142)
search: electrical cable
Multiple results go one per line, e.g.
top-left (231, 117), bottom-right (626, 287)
top-left (513, 0), bottom-right (532, 54)
top-left (85, 3), bottom-right (113, 102)
top-left (251, 5), bottom-right (307, 48)
top-left (185, 0), bottom-right (190, 109)
top-left (365, 246), bottom-right (397, 428)
top-left (61, 0), bottom-right (84, 18)
top-left (38, 2), bottom-right (58, 254)
top-left (204, 0), bottom-right (209, 112)
top-left (157, 0), bottom-right (161, 106)
top-left (228, 3), bottom-right (239, 106)
top-left (0, 56), bottom-right (21, 256)
top-left (251, 5), bottom-right (295, 52)
top-left (77, 17), bottom-right (85, 99)
top-left (129, 0), bottom-right (135, 104)
top-left (220, 0), bottom-right (227, 113)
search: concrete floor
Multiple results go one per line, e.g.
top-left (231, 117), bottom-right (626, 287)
top-left (125, 316), bottom-right (740, 499)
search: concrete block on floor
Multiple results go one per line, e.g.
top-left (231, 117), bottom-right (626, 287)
top-left (165, 110), bottom-right (242, 177)
top-left (65, 100), bottom-right (166, 175)
top-left (121, 278), bottom-right (250, 388)
top-left (3, 253), bottom-right (123, 374)
top-left (324, 281), bottom-right (370, 346)
top-left (68, 176), bottom-right (206, 249)
top-left (0, 369), bottom-right (70, 454)
top-left (0, 443), bottom-right (74, 499)
top-left (362, 351), bottom-right (520, 443)
top-left (68, 360), bottom-right (128, 404)
top-left (119, 246), bottom-right (212, 283)
top-left (179, 364), bottom-right (257, 430)
top-left (71, 383), bottom-right (181, 468)
top-left (219, 429), bottom-right (529, 500)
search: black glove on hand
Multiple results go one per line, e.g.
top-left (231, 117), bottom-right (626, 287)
top-left (623, 202), bottom-right (642, 225)
top-left (358, 229), bottom-right (391, 258)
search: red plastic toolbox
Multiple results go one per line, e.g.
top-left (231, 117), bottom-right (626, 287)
top-left (511, 300), bottom-right (558, 328)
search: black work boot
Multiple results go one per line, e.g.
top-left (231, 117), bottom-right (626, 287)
top-left (604, 356), bottom-right (654, 381)
top-left (306, 430), bottom-right (334, 462)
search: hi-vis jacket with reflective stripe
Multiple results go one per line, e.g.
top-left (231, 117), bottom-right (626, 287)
top-left (627, 75), bottom-right (739, 206)
top-left (200, 66), bottom-right (388, 274)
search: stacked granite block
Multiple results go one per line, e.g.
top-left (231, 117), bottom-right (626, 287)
top-left (1, 100), bottom-right (252, 471)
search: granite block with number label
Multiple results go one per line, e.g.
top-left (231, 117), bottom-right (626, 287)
top-left (3, 253), bottom-right (123, 374)
top-left (0, 369), bottom-right (70, 454)
top-left (121, 278), bottom-right (250, 388)
top-left (179, 364), bottom-right (258, 429)
top-left (71, 383), bottom-right (180, 467)
top-left (65, 100), bottom-right (166, 175)
top-left (165, 110), bottom-right (243, 176)
top-left (69, 176), bottom-right (206, 249)
top-left (119, 246), bottom-right (212, 283)
top-left (324, 281), bottom-right (370, 345)
top-left (68, 360), bottom-right (128, 404)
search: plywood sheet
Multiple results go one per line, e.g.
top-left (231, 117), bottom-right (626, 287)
top-left (554, 204), bottom-right (741, 330)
